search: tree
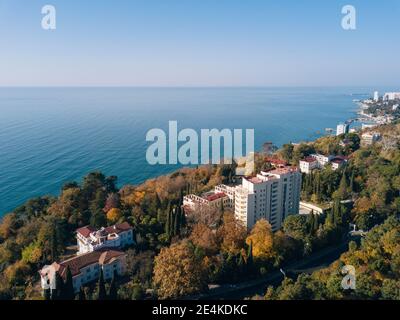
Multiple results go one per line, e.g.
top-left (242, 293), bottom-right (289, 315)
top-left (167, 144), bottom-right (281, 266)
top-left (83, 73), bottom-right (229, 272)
top-left (247, 240), bottom-right (254, 270)
top-left (246, 219), bottom-right (274, 260)
top-left (108, 271), bottom-right (118, 300)
top-left (43, 287), bottom-right (51, 300)
top-left (77, 286), bottom-right (86, 300)
top-left (64, 266), bottom-right (75, 300)
top-left (283, 215), bottom-right (308, 240)
top-left (153, 240), bottom-right (207, 299)
top-left (21, 241), bottom-right (42, 264)
top-left (335, 171), bottom-right (349, 200)
top-left (52, 271), bottom-right (64, 300)
top-left (190, 223), bottom-right (219, 254)
top-left (103, 193), bottom-right (120, 212)
top-left (90, 210), bottom-right (107, 228)
top-left (218, 213), bottom-right (247, 255)
top-left (106, 208), bottom-right (123, 224)
top-left (97, 269), bottom-right (107, 300)
top-left (280, 143), bottom-right (294, 163)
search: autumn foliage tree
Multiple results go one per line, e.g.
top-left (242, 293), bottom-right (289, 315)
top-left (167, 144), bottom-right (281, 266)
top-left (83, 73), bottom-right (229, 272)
top-left (106, 208), bottom-right (123, 224)
top-left (218, 213), bottom-right (247, 255)
top-left (190, 223), bottom-right (220, 255)
top-left (153, 240), bottom-right (207, 299)
top-left (246, 219), bottom-right (274, 260)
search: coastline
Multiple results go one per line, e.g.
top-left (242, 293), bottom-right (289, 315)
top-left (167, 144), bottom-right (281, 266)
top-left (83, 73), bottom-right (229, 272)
top-left (0, 88), bottom-right (389, 217)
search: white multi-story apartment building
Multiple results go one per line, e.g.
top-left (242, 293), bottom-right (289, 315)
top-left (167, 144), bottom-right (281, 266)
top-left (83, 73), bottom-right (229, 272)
top-left (39, 249), bottom-right (126, 293)
top-left (77, 222), bottom-right (134, 255)
top-left (336, 123), bottom-right (349, 136)
top-left (373, 91), bottom-right (379, 102)
top-left (234, 167), bottom-right (301, 231)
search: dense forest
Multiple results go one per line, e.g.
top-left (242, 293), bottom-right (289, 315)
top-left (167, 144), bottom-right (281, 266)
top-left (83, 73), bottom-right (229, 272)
top-left (1, 121), bottom-right (400, 300)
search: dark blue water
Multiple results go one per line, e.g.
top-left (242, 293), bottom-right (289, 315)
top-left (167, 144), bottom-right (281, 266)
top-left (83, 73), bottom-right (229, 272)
top-left (0, 87), bottom-right (374, 216)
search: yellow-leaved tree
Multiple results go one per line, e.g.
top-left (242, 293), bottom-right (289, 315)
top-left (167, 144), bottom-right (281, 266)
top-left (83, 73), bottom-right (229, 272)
top-left (106, 208), bottom-right (122, 223)
top-left (245, 219), bottom-right (274, 260)
top-left (153, 240), bottom-right (207, 299)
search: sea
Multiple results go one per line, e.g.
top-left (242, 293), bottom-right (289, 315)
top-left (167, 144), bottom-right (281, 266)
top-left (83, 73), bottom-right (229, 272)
top-left (0, 87), bottom-right (388, 216)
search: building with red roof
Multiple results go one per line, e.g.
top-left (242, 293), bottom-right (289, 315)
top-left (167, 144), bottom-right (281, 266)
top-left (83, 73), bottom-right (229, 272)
top-left (77, 222), bottom-right (134, 255)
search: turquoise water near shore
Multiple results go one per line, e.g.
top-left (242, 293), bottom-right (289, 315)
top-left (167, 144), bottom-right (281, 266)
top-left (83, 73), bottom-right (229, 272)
top-left (0, 87), bottom-right (382, 216)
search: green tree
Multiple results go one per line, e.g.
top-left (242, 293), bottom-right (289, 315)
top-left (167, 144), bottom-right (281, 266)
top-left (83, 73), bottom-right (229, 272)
top-left (97, 269), bottom-right (107, 300)
top-left (108, 271), bottom-right (118, 300)
top-left (78, 286), bottom-right (86, 300)
top-left (64, 266), bottom-right (75, 300)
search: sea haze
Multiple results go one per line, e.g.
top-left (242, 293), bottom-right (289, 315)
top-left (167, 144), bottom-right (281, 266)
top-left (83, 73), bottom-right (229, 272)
top-left (0, 87), bottom-right (377, 216)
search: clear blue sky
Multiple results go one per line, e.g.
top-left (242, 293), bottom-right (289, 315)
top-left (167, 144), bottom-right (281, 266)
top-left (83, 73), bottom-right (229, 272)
top-left (0, 0), bottom-right (399, 86)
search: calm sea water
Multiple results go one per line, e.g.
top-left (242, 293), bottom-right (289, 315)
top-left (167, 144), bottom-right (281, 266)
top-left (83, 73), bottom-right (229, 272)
top-left (0, 87), bottom-right (378, 216)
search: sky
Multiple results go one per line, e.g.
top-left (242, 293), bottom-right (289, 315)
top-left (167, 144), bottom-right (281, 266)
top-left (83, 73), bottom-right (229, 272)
top-left (0, 0), bottom-right (399, 87)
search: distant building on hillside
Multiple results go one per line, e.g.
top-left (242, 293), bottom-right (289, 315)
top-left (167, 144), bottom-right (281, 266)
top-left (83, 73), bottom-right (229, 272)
top-left (299, 153), bottom-right (341, 173)
top-left (299, 201), bottom-right (325, 215)
top-left (361, 132), bottom-right (381, 146)
top-left (384, 92), bottom-right (400, 101)
top-left (310, 153), bottom-right (334, 167)
top-left (39, 249), bottom-right (126, 293)
top-left (336, 123), bottom-right (349, 136)
top-left (331, 156), bottom-right (348, 170)
top-left (373, 91), bottom-right (379, 102)
top-left (76, 222), bottom-right (134, 255)
top-left (299, 157), bottom-right (318, 174)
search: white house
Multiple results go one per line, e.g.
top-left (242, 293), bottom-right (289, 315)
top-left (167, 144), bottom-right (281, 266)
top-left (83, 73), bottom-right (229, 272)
top-left (311, 153), bottom-right (334, 167)
top-left (361, 132), bottom-right (381, 146)
top-left (299, 157), bottom-right (318, 174)
top-left (77, 222), bottom-right (134, 255)
top-left (39, 249), bottom-right (126, 293)
top-left (331, 156), bottom-right (348, 170)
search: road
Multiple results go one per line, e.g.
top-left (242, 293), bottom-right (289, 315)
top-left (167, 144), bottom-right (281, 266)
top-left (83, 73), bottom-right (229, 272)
top-left (192, 241), bottom-right (349, 300)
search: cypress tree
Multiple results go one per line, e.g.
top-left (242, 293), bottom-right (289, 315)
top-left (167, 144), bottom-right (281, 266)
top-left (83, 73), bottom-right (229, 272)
top-left (155, 193), bottom-right (161, 209)
top-left (313, 214), bottom-right (320, 233)
top-left (180, 207), bottom-right (186, 229)
top-left (78, 286), bottom-right (86, 300)
top-left (43, 288), bottom-right (51, 300)
top-left (108, 271), bottom-right (118, 300)
top-left (50, 228), bottom-right (58, 262)
top-left (97, 269), bottom-right (107, 300)
top-left (173, 207), bottom-right (180, 236)
top-left (64, 266), bottom-right (75, 300)
top-left (53, 271), bottom-right (64, 300)
top-left (169, 209), bottom-right (174, 237)
top-left (179, 189), bottom-right (184, 206)
top-left (165, 208), bottom-right (171, 237)
top-left (349, 170), bottom-right (355, 193)
top-left (237, 253), bottom-right (245, 275)
top-left (307, 212), bottom-right (315, 235)
top-left (338, 172), bottom-right (348, 200)
top-left (247, 241), bottom-right (253, 270)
